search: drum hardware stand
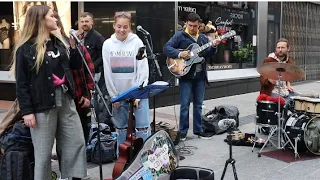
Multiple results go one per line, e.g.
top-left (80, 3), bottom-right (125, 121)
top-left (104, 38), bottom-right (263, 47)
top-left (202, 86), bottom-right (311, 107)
top-left (251, 115), bottom-right (259, 152)
top-left (258, 69), bottom-right (297, 158)
top-left (294, 135), bottom-right (301, 160)
top-left (221, 123), bottom-right (238, 180)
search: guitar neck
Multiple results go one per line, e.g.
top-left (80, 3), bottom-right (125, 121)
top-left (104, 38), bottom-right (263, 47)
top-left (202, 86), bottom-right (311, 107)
top-left (193, 32), bottom-right (233, 54)
top-left (194, 41), bottom-right (214, 54)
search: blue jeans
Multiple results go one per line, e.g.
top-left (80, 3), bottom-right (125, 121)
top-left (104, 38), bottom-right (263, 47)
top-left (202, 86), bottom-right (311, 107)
top-left (271, 91), bottom-right (299, 105)
top-left (179, 73), bottom-right (205, 135)
top-left (112, 98), bottom-right (150, 155)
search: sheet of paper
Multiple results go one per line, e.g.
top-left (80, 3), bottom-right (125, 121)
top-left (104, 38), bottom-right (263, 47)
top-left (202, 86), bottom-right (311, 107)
top-left (253, 35), bottom-right (257, 46)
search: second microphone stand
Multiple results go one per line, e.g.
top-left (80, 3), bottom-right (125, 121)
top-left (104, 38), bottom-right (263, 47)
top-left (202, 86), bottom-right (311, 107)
top-left (141, 33), bottom-right (163, 134)
top-left (75, 42), bottom-right (114, 180)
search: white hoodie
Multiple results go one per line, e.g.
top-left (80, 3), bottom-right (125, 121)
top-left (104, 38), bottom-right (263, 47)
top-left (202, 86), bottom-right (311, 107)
top-left (102, 32), bottom-right (149, 98)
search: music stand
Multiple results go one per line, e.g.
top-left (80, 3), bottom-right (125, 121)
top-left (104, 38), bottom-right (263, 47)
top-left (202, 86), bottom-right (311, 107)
top-left (112, 82), bottom-right (169, 103)
top-left (111, 82), bottom-right (169, 178)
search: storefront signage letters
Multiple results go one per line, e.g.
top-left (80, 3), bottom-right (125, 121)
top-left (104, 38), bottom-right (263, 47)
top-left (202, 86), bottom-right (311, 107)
top-left (215, 17), bottom-right (233, 26)
top-left (230, 12), bottom-right (244, 20)
top-left (208, 65), bottom-right (233, 70)
top-left (178, 6), bottom-right (196, 13)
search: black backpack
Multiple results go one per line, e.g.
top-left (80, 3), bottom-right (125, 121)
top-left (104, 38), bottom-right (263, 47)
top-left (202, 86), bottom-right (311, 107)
top-left (202, 105), bottom-right (239, 135)
top-left (0, 151), bottom-right (34, 180)
top-left (86, 123), bottom-right (116, 163)
top-left (0, 121), bottom-right (34, 180)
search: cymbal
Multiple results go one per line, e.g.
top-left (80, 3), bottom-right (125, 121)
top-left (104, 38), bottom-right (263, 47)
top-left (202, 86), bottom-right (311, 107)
top-left (257, 62), bottom-right (305, 81)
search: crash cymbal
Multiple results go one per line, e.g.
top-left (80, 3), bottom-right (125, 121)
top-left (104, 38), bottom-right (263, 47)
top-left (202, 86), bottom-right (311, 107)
top-left (257, 62), bottom-right (305, 81)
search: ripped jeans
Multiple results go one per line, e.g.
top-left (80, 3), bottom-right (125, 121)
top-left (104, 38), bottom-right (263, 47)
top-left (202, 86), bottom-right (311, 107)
top-left (112, 98), bottom-right (150, 155)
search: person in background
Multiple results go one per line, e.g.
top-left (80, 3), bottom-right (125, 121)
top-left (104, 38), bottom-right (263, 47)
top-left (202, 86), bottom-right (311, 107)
top-left (78, 12), bottom-right (104, 78)
top-left (11, 5), bottom-right (87, 180)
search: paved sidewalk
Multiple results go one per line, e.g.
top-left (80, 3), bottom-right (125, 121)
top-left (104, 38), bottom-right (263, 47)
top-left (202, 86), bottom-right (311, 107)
top-left (84, 81), bottom-right (320, 180)
top-left (1, 81), bottom-right (320, 180)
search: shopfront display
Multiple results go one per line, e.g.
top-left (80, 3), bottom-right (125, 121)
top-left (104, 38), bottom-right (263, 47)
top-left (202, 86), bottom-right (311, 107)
top-left (0, 1), bottom-right (71, 71)
top-left (178, 2), bottom-right (257, 70)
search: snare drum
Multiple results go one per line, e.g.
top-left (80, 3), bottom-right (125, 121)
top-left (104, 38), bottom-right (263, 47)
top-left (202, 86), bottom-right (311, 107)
top-left (290, 96), bottom-right (310, 112)
top-left (256, 100), bottom-right (283, 125)
top-left (304, 98), bottom-right (320, 114)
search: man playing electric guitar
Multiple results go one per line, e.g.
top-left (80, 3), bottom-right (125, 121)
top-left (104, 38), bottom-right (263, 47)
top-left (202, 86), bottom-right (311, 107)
top-left (163, 13), bottom-right (220, 141)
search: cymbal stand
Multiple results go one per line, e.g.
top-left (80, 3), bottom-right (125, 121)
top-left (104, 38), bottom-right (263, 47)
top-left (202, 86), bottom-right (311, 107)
top-left (258, 68), bottom-right (297, 158)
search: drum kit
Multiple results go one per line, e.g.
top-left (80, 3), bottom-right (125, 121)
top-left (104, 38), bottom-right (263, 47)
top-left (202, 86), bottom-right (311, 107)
top-left (254, 62), bottom-right (320, 159)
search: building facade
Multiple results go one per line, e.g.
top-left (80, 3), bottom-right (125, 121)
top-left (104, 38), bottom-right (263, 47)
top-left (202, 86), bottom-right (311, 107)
top-left (0, 2), bottom-right (319, 107)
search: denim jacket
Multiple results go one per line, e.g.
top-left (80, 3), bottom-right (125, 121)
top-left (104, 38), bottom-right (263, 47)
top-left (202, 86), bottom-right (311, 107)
top-left (15, 35), bottom-right (82, 116)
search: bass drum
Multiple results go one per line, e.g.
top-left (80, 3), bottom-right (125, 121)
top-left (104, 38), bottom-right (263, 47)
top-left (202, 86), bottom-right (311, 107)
top-left (304, 116), bottom-right (320, 155)
top-left (284, 114), bottom-right (310, 152)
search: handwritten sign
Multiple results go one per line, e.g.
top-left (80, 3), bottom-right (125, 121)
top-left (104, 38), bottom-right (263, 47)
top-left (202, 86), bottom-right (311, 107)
top-left (147, 144), bottom-right (169, 171)
top-left (215, 17), bottom-right (233, 31)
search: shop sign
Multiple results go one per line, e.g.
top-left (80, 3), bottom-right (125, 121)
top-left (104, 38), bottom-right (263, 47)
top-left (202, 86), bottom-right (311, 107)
top-left (215, 16), bottom-right (233, 31)
top-left (178, 5), bottom-right (196, 13)
top-left (208, 64), bottom-right (234, 70)
top-left (212, 8), bottom-right (250, 27)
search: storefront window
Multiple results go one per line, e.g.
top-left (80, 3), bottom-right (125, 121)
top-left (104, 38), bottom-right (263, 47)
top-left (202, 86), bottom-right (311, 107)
top-left (267, 2), bottom-right (281, 54)
top-left (0, 2), bottom-right (14, 71)
top-left (0, 1), bottom-right (72, 71)
top-left (178, 2), bottom-right (257, 70)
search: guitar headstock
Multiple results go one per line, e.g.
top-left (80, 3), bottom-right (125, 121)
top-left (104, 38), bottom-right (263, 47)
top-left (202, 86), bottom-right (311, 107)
top-left (220, 30), bottom-right (236, 40)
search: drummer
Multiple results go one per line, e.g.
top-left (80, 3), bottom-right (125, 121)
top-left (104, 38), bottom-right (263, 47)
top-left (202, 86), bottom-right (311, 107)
top-left (260, 38), bottom-right (299, 104)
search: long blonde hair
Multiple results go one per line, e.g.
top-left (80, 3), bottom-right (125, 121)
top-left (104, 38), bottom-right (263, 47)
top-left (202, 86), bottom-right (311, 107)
top-left (10, 5), bottom-right (66, 77)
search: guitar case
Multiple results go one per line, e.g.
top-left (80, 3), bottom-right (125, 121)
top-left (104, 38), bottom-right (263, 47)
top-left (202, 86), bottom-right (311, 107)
top-left (115, 130), bottom-right (215, 180)
top-left (116, 130), bottom-right (179, 180)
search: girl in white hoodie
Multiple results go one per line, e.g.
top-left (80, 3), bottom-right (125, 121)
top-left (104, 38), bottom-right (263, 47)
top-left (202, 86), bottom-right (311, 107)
top-left (102, 11), bottom-right (150, 154)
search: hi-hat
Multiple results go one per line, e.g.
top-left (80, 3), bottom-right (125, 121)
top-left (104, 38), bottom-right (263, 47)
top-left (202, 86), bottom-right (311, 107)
top-left (257, 62), bottom-right (305, 81)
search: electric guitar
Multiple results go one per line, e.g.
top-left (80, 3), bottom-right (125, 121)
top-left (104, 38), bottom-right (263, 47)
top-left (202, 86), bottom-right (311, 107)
top-left (166, 30), bottom-right (236, 77)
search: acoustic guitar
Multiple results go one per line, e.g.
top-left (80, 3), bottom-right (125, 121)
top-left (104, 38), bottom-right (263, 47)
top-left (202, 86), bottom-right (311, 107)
top-left (166, 30), bottom-right (236, 77)
top-left (112, 100), bottom-right (144, 179)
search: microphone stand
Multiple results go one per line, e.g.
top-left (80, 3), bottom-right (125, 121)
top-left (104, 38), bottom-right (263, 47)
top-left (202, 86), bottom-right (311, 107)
top-left (221, 124), bottom-right (238, 180)
top-left (74, 42), bottom-right (114, 180)
top-left (141, 33), bottom-right (163, 134)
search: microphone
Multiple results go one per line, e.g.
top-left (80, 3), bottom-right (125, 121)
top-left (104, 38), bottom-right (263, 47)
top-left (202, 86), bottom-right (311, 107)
top-left (136, 25), bottom-right (150, 35)
top-left (69, 29), bottom-right (82, 45)
top-left (218, 119), bottom-right (236, 130)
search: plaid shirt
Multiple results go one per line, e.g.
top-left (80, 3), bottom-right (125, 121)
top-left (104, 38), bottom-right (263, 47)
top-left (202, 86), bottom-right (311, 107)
top-left (72, 45), bottom-right (95, 112)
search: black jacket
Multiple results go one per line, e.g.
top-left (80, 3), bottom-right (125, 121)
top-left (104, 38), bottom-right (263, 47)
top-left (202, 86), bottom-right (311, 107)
top-left (163, 30), bottom-right (216, 84)
top-left (83, 28), bottom-right (105, 73)
top-left (15, 36), bottom-right (82, 116)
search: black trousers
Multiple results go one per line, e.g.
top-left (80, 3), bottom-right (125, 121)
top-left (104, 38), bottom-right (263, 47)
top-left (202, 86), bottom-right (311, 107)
top-left (78, 110), bottom-right (91, 144)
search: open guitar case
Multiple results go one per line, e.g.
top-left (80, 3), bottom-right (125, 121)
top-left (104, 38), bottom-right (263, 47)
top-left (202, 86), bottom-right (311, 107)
top-left (114, 130), bottom-right (214, 180)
